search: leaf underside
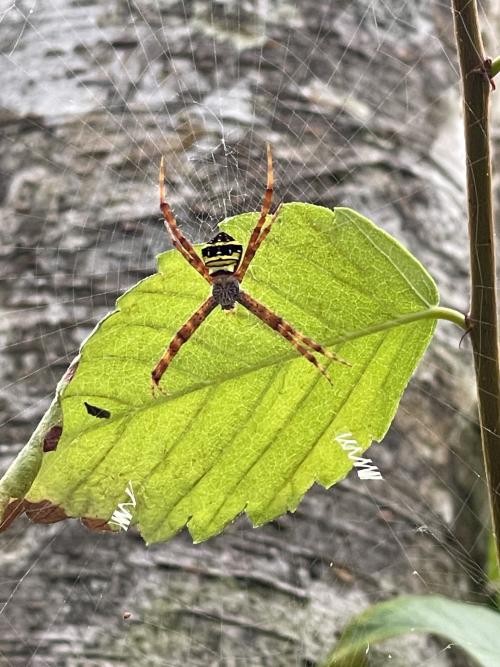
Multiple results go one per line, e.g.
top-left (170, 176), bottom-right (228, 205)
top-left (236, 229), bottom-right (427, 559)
top-left (0, 203), bottom-right (438, 544)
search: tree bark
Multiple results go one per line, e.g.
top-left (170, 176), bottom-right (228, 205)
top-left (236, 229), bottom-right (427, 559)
top-left (0, 1), bottom-right (494, 665)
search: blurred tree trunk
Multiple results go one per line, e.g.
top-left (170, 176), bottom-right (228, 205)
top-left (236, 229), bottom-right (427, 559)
top-left (0, 1), bottom-right (495, 665)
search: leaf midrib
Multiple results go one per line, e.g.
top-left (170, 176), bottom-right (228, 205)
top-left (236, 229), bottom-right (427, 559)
top-left (66, 313), bottom-right (436, 440)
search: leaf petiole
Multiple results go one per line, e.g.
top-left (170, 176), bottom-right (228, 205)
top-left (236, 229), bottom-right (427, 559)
top-left (331, 306), bottom-right (466, 346)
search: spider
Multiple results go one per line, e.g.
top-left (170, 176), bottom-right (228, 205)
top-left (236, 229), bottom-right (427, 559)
top-left (151, 144), bottom-right (349, 395)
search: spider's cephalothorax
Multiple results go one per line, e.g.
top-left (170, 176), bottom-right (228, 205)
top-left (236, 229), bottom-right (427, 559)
top-left (151, 145), bottom-right (350, 395)
top-left (201, 232), bottom-right (243, 276)
top-left (202, 232), bottom-right (242, 310)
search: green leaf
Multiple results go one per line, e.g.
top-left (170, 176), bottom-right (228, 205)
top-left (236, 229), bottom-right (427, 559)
top-left (487, 534), bottom-right (500, 609)
top-left (489, 56), bottom-right (500, 80)
top-left (1, 203), bottom-right (443, 544)
top-left (322, 595), bottom-right (500, 667)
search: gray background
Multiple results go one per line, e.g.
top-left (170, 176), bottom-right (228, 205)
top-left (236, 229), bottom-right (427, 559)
top-left (0, 1), bottom-right (499, 665)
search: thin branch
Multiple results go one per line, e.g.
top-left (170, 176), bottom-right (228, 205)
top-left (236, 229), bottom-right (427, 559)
top-left (452, 0), bottom-right (500, 565)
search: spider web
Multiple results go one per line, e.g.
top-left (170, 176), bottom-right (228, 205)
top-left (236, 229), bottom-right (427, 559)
top-left (0, 0), bottom-right (499, 665)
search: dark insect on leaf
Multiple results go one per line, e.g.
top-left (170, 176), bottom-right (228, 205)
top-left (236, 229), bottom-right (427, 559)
top-left (84, 402), bottom-right (111, 419)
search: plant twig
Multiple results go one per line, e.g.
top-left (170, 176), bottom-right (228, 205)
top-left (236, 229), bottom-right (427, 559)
top-left (452, 0), bottom-right (500, 565)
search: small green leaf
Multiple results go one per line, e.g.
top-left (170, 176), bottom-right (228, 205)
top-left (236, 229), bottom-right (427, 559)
top-left (323, 595), bottom-right (500, 667)
top-left (1, 203), bottom-right (446, 544)
top-left (489, 56), bottom-right (500, 80)
top-left (487, 534), bottom-right (500, 609)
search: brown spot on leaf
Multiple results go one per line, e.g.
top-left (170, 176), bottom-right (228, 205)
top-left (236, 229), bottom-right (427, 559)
top-left (1, 498), bottom-right (118, 536)
top-left (81, 516), bottom-right (115, 532)
top-left (43, 424), bottom-right (63, 452)
top-left (63, 359), bottom-right (79, 384)
top-left (123, 611), bottom-right (132, 620)
top-left (24, 500), bottom-right (68, 524)
top-left (84, 402), bottom-right (111, 419)
top-left (1, 499), bottom-right (68, 532)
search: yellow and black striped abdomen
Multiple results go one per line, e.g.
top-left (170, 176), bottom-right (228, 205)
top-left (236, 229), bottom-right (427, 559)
top-left (201, 232), bottom-right (243, 275)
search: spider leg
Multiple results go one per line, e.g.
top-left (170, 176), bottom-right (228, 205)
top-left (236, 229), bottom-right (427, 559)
top-left (236, 143), bottom-right (281, 280)
top-left (238, 291), bottom-right (348, 383)
top-left (151, 296), bottom-right (217, 396)
top-left (289, 331), bottom-right (351, 367)
top-left (255, 201), bottom-right (283, 246)
top-left (159, 157), bottom-right (211, 283)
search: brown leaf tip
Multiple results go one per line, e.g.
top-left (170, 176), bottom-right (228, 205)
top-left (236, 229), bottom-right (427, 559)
top-left (81, 516), bottom-right (115, 532)
top-left (0, 499), bottom-right (68, 533)
top-left (1, 499), bottom-right (121, 537)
